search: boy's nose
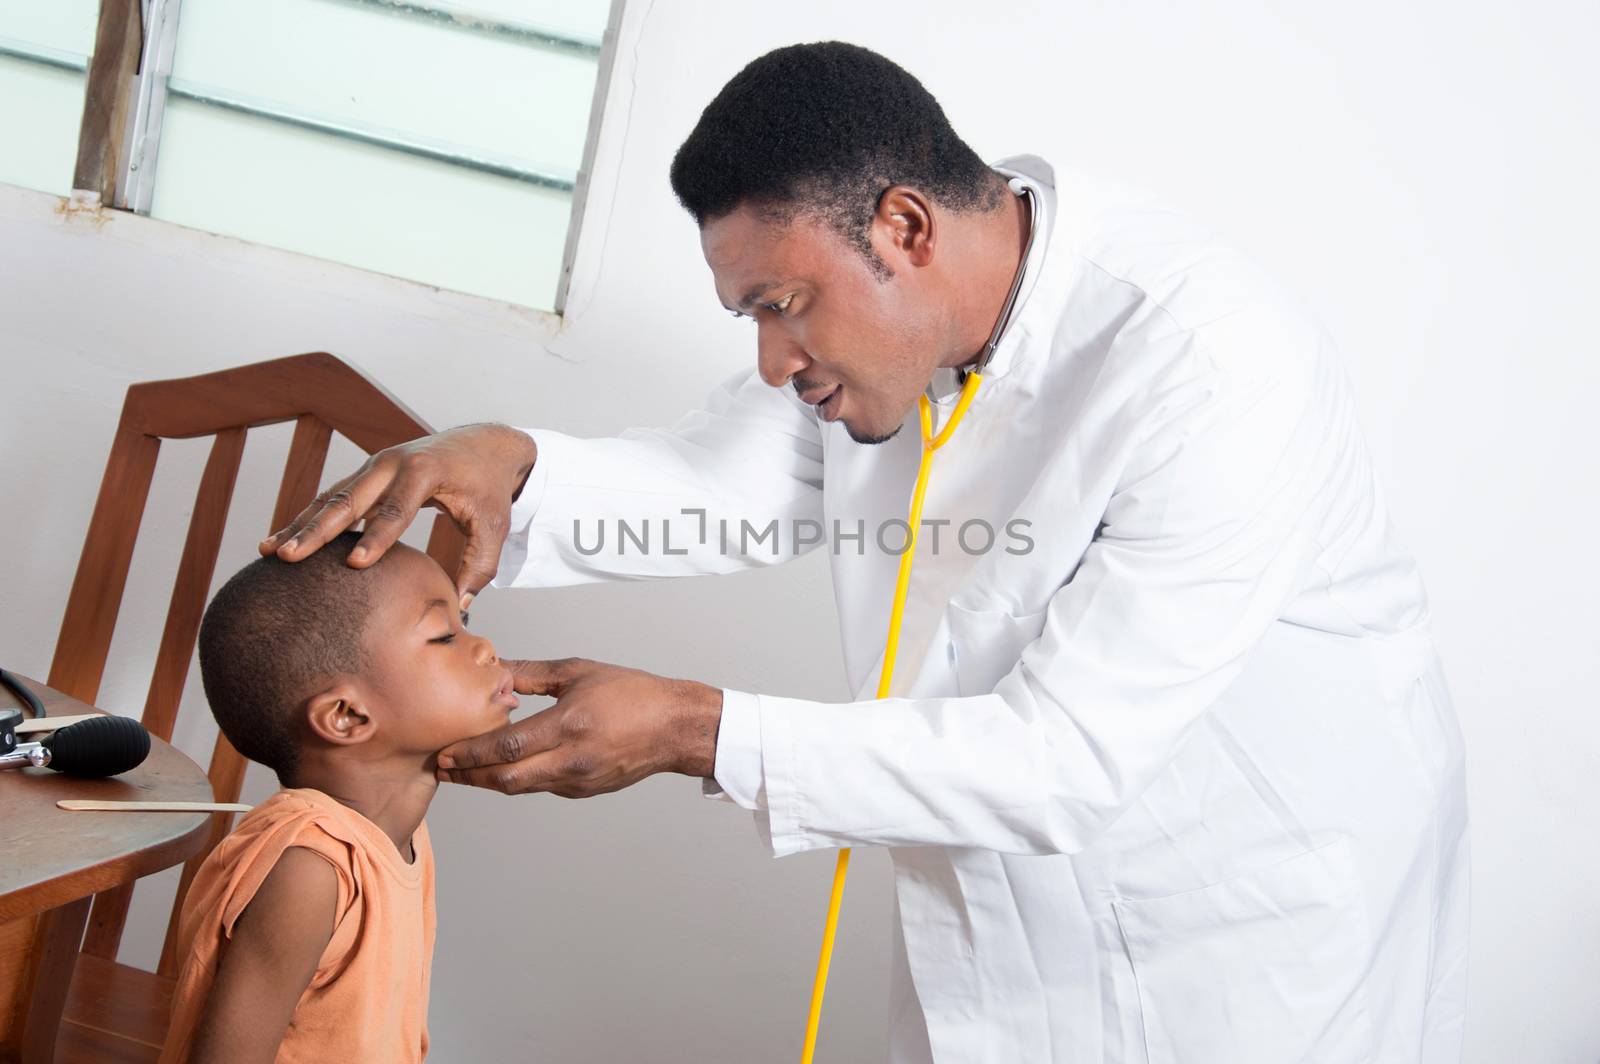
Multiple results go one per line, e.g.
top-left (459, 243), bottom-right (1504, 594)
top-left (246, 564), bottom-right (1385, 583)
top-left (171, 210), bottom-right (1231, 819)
top-left (475, 637), bottom-right (498, 667)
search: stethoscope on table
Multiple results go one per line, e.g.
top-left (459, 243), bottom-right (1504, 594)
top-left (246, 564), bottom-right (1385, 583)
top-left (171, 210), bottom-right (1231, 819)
top-left (799, 183), bottom-right (1039, 1062)
top-left (0, 667), bottom-right (47, 754)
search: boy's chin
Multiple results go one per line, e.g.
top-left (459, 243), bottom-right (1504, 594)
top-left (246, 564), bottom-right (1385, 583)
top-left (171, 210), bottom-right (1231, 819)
top-left (437, 705), bottom-right (515, 749)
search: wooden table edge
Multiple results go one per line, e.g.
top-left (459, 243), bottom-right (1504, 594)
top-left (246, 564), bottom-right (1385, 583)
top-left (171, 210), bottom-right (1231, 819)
top-left (0, 813), bottom-right (214, 924)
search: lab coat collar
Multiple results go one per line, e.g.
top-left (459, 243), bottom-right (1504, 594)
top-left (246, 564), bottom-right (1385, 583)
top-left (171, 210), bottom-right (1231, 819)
top-left (926, 155), bottom-right (1063, 406)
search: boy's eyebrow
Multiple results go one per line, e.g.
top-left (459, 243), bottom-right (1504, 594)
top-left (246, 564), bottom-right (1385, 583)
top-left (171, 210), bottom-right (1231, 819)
top-left (415, 598), bottom-right (451, 625)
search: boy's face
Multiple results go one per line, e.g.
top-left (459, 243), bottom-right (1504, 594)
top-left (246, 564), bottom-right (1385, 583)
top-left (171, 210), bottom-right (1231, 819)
top-left (357, 545), bottom-right (519, 757)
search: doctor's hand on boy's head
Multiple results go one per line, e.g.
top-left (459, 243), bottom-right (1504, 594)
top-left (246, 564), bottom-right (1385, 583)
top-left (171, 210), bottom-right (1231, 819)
top-left (258, 423), bottom-right (538, 609)
top-left (434, 659), bottom-right (725, 798)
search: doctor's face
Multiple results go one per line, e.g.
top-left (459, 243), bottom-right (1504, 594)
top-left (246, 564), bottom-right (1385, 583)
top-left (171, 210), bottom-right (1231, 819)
top-left (700, 202), bottom-right (957, 445)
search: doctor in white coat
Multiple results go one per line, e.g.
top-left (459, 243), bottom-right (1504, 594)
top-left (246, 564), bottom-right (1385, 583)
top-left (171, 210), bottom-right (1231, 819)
top-left (264, 42), bottom-right (1470, 1064)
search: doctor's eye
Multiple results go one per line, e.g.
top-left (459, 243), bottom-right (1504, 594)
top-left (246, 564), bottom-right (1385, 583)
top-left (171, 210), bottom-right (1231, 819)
top-left (764, 294), bottom-right (796, 316)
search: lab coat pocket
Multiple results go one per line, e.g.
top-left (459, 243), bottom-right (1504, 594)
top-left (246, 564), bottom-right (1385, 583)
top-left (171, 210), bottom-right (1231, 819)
top-left (945, 601), bottom-right (1049, 698)
top-left (1112, 836), bottom-right (1375, 1064)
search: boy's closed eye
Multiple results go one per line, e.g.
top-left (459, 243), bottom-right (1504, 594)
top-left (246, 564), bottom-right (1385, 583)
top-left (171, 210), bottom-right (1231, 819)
top-left (416, 596), bottom-right (470, 644)
top-left (432, 617), bottom-right (467, 643)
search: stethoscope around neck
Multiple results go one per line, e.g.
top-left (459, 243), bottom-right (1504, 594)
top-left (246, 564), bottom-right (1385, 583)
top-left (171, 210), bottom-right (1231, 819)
top-left (797, 182), bottom-right (1039, 1063)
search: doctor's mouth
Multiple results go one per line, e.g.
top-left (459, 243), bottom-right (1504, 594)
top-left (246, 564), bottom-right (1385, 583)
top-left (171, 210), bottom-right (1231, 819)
top-left (566, 512), bottom-right (1037, 558)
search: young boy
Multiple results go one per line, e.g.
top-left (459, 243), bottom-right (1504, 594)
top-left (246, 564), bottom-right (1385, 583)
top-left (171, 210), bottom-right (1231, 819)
top-left (160, 531), bottom-right (519, 1063)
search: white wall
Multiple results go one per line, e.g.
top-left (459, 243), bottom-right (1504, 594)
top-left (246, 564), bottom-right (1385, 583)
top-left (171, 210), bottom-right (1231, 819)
top-left (1, 2), bottom-right (1596, 1061)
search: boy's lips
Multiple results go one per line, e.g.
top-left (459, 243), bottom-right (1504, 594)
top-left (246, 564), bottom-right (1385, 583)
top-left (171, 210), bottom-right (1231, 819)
top-left (492, 670), bottom-right (519, 709)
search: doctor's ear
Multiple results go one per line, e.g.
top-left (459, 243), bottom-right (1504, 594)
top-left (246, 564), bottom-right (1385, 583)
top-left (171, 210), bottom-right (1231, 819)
top-left (303, 684), bottom-right (377, 747)
top-left (875, 186), bottom-right (936, 268)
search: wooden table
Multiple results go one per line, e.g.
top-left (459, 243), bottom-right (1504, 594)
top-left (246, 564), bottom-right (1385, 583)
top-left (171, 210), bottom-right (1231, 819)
top-left (0, 674), bottom-right (214, 1063)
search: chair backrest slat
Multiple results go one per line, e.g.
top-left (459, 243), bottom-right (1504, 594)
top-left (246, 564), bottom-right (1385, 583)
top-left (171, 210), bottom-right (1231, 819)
top-left (47, 414), bottom-right (162, 704)
top-left (141, 428), bottom-right (248, 744)
top-left (271, 416), bottom-right (334, 531)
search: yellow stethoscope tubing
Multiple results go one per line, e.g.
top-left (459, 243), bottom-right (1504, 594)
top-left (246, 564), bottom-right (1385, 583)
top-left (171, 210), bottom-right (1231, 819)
top-left (798, 369), bottom-right (984, 1064)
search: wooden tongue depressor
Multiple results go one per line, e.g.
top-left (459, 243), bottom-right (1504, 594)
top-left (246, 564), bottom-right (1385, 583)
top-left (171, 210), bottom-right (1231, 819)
top-left (57, 799), bottom-right (253, 813)
top-left (16, 714), bottom-right (104, 734)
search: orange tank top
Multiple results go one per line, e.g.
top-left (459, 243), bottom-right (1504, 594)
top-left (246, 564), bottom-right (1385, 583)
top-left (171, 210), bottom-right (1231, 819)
top-left (160, 787), bottom-right (436, 1063)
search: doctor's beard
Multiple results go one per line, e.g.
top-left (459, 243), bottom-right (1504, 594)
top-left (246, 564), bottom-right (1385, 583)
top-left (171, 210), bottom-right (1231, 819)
top-left (847, 421), bottom-right (904, 446)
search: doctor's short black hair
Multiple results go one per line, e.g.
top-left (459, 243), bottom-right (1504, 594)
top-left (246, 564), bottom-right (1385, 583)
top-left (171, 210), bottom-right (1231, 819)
top-left (669, 41), bottom-right (1003, 271)
top-left (197, 531), bottom-right (378, 785)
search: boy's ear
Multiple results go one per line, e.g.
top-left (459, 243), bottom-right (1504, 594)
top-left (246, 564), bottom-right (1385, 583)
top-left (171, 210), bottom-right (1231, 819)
top-left (303, 683), bottom-right (377, 747)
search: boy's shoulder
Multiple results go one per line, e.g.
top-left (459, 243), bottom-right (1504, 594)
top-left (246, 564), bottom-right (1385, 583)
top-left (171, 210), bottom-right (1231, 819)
top-left (185, 788), bottom-right (429, 959)
top-left (188, 789), bottom-right (360, 930)
top-left (217, 788), bottom-right (364, 864)
top-left (213, 788), bottom-right (431, 888)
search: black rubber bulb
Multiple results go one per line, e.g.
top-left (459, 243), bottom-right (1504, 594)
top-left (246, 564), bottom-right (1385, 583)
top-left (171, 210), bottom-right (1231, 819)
top-left (45, 716), bottom-right (152, 777)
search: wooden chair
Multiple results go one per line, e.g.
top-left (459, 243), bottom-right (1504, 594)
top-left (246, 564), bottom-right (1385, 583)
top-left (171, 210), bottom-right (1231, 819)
top-left (42, 353), bottom-right (462, 1062)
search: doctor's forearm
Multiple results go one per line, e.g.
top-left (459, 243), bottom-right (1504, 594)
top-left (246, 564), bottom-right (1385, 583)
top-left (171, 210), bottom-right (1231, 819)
top-left (720, 682), bottom-right (1210, 858)
top-left (492, 371), bottom-right (824, 590)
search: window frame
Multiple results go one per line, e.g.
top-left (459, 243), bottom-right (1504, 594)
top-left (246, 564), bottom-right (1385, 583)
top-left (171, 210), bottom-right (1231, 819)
top-left (2, 0), bottom-right (623, 316)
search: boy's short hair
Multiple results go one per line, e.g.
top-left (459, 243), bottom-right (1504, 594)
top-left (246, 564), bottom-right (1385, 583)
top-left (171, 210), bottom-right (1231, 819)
top-left (198, 531), bottom-right (380, 784)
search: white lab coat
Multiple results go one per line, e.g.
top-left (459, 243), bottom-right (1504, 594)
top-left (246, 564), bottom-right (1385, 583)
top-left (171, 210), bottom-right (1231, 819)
top-left (494, 157), bottom-right (1470, 1063)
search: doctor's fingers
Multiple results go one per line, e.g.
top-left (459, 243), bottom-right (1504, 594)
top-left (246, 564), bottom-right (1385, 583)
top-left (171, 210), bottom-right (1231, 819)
top-left (436, 750), bottom-right (615, 798)
top-left (505, 657), bottom-right (593, 698)
top-left (436, 703), bottom-right (571, 772)
top-left (260, 451), bottom-right (404, 562)
top-left (351, 461), bottom-right (448, 568)
top-left (436, 751), bottom-right (554, 795)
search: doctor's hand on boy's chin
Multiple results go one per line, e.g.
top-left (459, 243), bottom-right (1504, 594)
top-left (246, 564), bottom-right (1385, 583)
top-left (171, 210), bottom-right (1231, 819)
top-left (434, 658), bottom-right (724, 798)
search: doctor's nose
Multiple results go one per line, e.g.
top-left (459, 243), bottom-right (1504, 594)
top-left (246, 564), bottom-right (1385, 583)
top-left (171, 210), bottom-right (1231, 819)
top-left (756, 318), bottom-right (810, 389)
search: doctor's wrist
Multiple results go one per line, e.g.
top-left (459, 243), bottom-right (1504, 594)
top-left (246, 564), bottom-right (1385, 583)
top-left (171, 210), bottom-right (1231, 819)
top-left (669, 680), bottom-right (723, 779)
top-left (505, 428), bottom-right (538, 502)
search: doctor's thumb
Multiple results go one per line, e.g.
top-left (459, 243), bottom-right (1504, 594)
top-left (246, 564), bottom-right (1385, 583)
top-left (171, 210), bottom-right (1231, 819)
top-left (505, 658), bottom-right (586, 698)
